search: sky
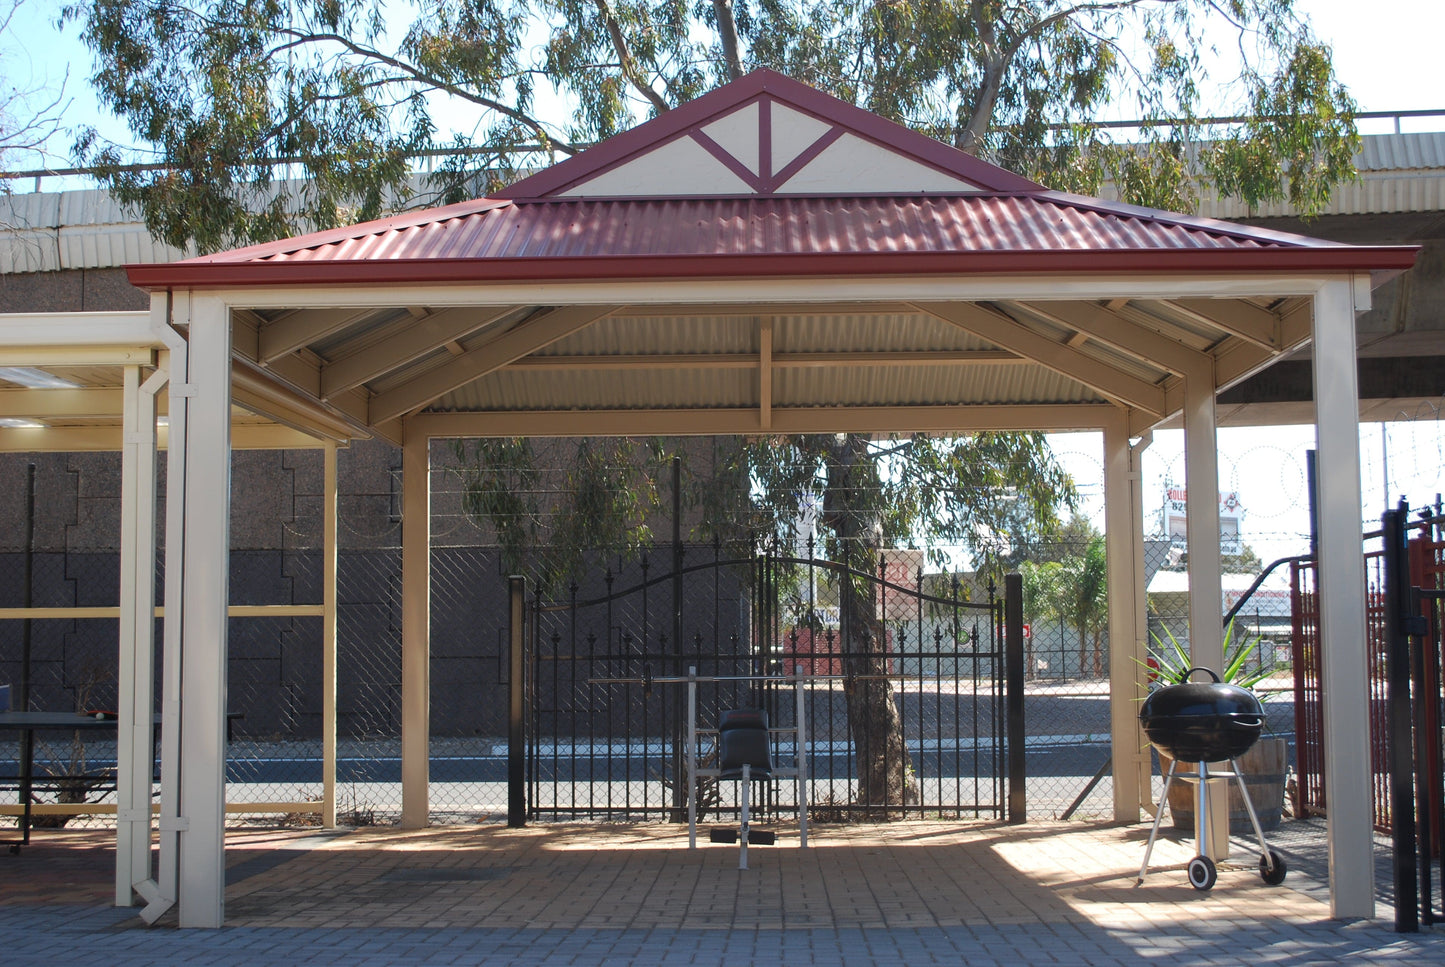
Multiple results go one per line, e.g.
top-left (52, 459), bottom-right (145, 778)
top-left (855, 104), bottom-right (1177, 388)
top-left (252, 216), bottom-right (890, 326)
top-left (4, 0), bottom-right (1444, 562)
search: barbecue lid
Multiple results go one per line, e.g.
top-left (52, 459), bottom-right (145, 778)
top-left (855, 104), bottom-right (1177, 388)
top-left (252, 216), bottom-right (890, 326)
top-left (1139, 667), bottom-right (1264, 723)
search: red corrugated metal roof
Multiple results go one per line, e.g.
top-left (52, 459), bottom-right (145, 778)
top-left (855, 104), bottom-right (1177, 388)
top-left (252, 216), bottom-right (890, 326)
top-left (124, 67), bottom-right (1421, 289)
top-left (129, 191), bottom-right (1416, 288)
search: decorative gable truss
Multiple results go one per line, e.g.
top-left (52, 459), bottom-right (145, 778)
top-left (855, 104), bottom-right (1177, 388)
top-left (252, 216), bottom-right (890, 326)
top-left (497, 69), bottom-right (1040, 200)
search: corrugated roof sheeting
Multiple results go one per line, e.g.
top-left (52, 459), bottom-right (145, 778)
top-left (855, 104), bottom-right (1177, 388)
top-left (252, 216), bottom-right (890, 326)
top-left (775, 364), bottom-right (1104, 408)
top-left (544, 315), bottom-right (757, 356)
top-left (249, 194), bottom-right (1288, 265)
top-left (429, 366), bottom-right (756, 412)
top-left (776, 313), bottom-right (993, 353)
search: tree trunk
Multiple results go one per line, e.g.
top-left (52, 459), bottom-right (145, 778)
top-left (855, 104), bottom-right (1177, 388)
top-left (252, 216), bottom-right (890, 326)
top-left (824, 436), bottom-right (919, 811)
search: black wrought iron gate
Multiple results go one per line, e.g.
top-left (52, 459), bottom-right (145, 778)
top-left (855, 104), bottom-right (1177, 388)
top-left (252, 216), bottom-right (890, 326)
top-left (511, 543), bottom-right (1017, 824)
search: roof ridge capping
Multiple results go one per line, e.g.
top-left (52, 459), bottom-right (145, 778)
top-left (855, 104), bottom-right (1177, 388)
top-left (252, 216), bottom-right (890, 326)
top-left (493, 68), bottom-right (1044, 199)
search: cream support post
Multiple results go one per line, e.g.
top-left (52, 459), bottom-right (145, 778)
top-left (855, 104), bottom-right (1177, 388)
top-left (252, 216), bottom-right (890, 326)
top-left (176, 295), bottom-right (233, 928)
top-left (1312, 278), bottom-right (1374, 919)
top-left (1181, 367), bottom-right (1229, 860)
top-left (401, 429), bottom-right (431, 827)
top-left (116, 362), bottom-right (160, 904)
top-left (1104, 412), bottom-right (1151, 821)
top-left (322, 441), bottom-right (339, 827)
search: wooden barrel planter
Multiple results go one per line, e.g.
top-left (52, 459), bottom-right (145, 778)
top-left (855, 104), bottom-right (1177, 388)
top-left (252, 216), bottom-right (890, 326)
top-left (1159, 735), bottom-right (1288, 833)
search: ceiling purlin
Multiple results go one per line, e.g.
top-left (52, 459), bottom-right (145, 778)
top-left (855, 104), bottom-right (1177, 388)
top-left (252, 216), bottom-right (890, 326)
top-left (909, 300), bottom-right (1167, 416)
top-left (319, 304), bottom-right (527, 399)
top-left (1153, 298), bottom-right (1281, 350)
top-left (258, 307), bottom-right (373, 363)
top-left (368, 304), bottom-right (621, 425)
top-left (1023, 301), bottom-right (1211, 378)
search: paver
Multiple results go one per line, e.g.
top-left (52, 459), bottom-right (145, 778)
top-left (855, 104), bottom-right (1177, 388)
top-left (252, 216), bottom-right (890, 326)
top-left (0, 819), bottom-right (1440, 965)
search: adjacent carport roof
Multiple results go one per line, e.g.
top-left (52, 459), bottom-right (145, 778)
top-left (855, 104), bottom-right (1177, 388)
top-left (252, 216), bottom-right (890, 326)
top-left (119, 69), bottom-right (1419, 447)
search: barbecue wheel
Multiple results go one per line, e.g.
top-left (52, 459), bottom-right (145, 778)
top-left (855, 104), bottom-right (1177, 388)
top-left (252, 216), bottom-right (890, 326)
top-left (1260, 849), bottom-right (1288, 885)
top-left (1187, 855), bottom-right (1217, 891)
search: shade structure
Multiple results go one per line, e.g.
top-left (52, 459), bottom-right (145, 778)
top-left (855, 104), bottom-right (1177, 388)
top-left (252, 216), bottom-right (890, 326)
top-left (1, 68), bottom-right (1416, 928)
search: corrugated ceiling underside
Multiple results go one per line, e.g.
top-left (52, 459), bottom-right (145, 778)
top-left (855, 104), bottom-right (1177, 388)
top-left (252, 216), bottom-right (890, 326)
top-left (423, 361), bottom-right (1103, 413)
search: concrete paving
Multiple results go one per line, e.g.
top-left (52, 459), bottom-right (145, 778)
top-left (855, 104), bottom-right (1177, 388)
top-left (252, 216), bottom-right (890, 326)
top-left (1, 818), bottom-right (1441, 965)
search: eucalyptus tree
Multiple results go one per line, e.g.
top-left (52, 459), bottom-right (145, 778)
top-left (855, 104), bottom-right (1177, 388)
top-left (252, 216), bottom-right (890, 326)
top-left (66, 0), bottom-right (1357, 251)
top-left (65, 0), bottom-right (1359, 806)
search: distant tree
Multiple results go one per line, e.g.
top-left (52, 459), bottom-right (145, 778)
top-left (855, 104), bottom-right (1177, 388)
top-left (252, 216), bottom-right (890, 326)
top-left (0, 1), bottom-right (67, 184)
top-left (66, 1), bottom-right (1358, 251)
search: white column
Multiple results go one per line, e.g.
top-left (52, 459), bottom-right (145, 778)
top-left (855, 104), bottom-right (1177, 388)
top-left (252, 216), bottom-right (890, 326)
top-left (401, 427), bottom-right (430, 827)
top-left (116, 363), bottom-right (159, 905)
top-left (1104, 413), bottom-right (1150, 822)
top-left (322, 442), bottom-right (339, 828)
top-left (176, 295), bottom-right (232, 928)
top-left (1182, 368), bottom-right (1228, 859)
top-left (140, 315), bottom-right (192, 925)
top-left (1313, 278), bottom-right (1374, 919)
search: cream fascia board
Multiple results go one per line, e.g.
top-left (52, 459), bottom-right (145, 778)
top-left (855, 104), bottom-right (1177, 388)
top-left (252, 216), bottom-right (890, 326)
top-left (369, 304), bottom-right (619, 424)
top-left (910, 301), bottom-right (1167, 415)
top-left (320, 305), bottom-right (523, 398)
top-left (0, 311), bottom-right (159, 346)
top-left (206, 274), bottom-right (1344, 312)
top-left (406, 403), bottom-right (1117, 439)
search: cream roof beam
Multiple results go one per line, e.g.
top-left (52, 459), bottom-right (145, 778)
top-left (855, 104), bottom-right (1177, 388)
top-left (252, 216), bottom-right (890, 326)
top-left (408, 402), bottom-right (1116, 439)
top-left (0, 310), bottom-right (159, 346)
top-left (369, 305), bottom-right (619, 424)
top-left (613, 302), bottom-right (921, 317)
top-left (258, 307), bottom-right (373, 363)
top-left (910, 301), bottom-right (1167, 416)
top-left (0, 388), bottom-right (167, 419)
top-left (0, 346), bottom-right (157, 367)
top-left (503, 350), bottom-right (1025, 371)
top-left (0, 424), bottom-right (331, 451)
top-left (1022, 302), bottom-right (1211, 378)
top-left (320, 305), bottom-right (524, 398)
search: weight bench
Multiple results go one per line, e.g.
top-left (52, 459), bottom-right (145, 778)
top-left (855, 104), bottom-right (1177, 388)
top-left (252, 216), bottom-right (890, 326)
top-left (706, 708), bottom-right (777, 867)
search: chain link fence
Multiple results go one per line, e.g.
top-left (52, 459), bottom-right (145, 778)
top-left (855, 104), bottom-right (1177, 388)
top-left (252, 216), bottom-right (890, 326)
top-left (9, 424), bottom-right (1438, 831)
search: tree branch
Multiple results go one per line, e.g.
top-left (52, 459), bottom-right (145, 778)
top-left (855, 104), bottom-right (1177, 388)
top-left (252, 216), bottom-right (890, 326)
top-left (592, 0), bottom-right (672, 113)
top-left (712, 0), bottom-right (745, 81)
top-left (265, 26), bottom-right (579, 154)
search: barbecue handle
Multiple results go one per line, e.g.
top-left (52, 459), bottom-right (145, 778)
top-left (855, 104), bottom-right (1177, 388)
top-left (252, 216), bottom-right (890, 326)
top-left (1183, 666), bottom-right (1221, 683)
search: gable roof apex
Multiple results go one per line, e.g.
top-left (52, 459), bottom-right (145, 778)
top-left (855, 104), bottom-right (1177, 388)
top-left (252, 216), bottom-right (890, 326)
top-left (496, 69), bottom-right (1042, 200)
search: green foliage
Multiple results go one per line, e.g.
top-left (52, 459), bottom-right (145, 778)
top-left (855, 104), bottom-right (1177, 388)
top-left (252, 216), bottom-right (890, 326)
top-left (697, 432), bottom-right (1075, 582)
top-left (65, 0), bottom-right (1359, 251)
top-left (453, 436), bottom-right (670, 590)
top-left (1145, 619), bottom-right (1271, 693)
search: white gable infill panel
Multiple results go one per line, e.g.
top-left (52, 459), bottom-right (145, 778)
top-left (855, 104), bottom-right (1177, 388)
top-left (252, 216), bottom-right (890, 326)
top-left (778, 133), bottom-right (979, 194)
top-left (559, 136), bottom-right (755, 197)
top-left (701, 102), bottom-right (761, 175)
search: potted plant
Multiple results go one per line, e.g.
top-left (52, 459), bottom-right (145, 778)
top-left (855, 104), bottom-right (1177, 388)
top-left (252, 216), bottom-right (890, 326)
top-left (1142, 621), bottom-right (1288, 833)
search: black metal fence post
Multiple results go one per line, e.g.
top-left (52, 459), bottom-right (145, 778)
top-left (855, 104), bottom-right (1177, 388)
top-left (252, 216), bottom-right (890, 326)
top-left (508, 575), bottom-right (527, 828)
top-left (1383, 502), bottom-right (1419, 931)
top-left (1005, 571), bottom-right (1026, 823)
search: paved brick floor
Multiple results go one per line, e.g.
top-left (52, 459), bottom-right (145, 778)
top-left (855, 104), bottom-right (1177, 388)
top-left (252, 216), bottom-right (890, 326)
top-left (1, 820), bottom-right (1441, 965)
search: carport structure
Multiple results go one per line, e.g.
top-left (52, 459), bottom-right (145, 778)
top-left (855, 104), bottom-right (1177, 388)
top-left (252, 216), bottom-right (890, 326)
top-left (5, 70), bottom-right (1417, 927)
